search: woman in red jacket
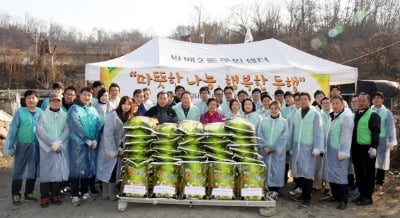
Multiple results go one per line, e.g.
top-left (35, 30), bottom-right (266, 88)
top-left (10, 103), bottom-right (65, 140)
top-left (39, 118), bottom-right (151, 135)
top-left (200, 98), bottom-right (225, 124)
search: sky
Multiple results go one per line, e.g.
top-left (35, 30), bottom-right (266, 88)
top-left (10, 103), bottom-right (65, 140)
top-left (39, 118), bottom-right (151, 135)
top-left (0, 0), bottom-right (276, 36)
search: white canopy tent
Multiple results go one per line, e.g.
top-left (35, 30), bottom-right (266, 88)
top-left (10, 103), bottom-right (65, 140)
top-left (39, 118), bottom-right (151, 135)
top-left (85, 37), bottom-right (357, 98)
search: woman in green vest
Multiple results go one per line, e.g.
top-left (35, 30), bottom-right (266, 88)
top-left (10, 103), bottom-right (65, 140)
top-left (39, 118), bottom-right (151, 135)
top-left (173, 91), bottom-right (200, 121)
top-left (2, 90), bottom-right (43, 205)
top-left (257, 101), bottom-right (289, 200)
top-left (240, 98), bottom-right (263, 131)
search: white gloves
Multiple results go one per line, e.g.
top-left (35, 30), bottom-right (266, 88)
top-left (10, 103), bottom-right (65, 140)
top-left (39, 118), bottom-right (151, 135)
top-left (85, 140), bottom-right (97, 149)
top-left (264, 147), bottom-right (272, 154)
top-left (51, 141), bottom-right (62, 152)
top-left (91, 140), bottom-right (97, 149)
top-left (368, 147), bottom-right (377, 158)
top-left (312, 149), bottom-right (320, 156)
top-left (338, 154), bottom-right (346, 161)
top-left (117, 147), bottom-right (124, 157)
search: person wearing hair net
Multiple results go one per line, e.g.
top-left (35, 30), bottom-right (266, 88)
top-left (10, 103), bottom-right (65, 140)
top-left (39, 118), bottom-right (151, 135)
top-left (325, 96), bottom-right (354, 210)
top-left (289, 92), bottom-right (324, 208)
top-left (36, 93), bottom-right (70, 207)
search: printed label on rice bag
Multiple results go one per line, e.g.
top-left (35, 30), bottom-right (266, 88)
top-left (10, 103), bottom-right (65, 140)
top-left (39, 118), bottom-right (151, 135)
top-left (211, 188), bottom-right (233, 197)
top-left (184, 186), bottom-right (206, 195)
top-left (123, 185), bottom-right (146, 195)
top-left (241, 188), bottom-right (263, 196)
top-left (153, 185), bottom-right (176, 194)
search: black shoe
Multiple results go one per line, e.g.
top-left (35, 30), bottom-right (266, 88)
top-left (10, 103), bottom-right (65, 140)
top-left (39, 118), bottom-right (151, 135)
top-left (356, 198), bottom-right (373, 206)
top-left (299, 199), bottom-right (310, 208)
top-left (24, 193), bottom-right (38, 202)
top-left (336, 201), bottom-right (347, 210)
top-left (90, 188), bottom-right (99, 195)
top-left (351, 196), bottom-right (362, 203)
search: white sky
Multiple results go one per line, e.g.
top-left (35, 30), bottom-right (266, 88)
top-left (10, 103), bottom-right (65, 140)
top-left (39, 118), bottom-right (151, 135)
top-left (0, 0), bottom-right (282, 36)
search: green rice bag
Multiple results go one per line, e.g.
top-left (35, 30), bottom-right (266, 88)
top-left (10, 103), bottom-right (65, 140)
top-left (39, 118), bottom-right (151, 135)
top-left (178, 146), bottom-right (206, 156)
top-left (152, 148), bottom-right (182, 156)
top-left (125, 136), bottom-right (155, 143)
top-left (125, 126), bottom-right (154, 136)
top-left (230, 136), bottom-right (258, 144)
top-left (123, 150), bottom-right (153, 159)
top-left (178, 120), bottom-right (204, 135)
top-left (151, 137), bottom-right (180, 149)
top-left (203, 122), bottom-right (228, 136)
top-left (151, 155), bottom-right (182, 162)
top-left (208, 161), bottom-right (237, 200)
top-left (154, 123), bottom-right (182, 140)
top-left (124, 141), bottom-right (153, 150)
top-left (175, 155), bottom-right (207, 161)
top-left (150, 162), bottom-right (181, 198)
top-left (230, 147), bottom-right (263, 160)
top-left (121, 159), bottom-right (151, 197)
top-left (206, 154), bottom-right (234, 163)
top-left (225, 118), bottom-right (255, 135)
top-left (228, 144), bottom-right (259, 152)
top-left (233, 155), bottom-right (264, 164)
top-left (125, 116), bottom-right (158, 128)
top-left (203, 145), bottom-right (234, 159)
top-left (180, 161), bottom-right (208, 200)
top-left (237, 162), bottom-right (266, 200)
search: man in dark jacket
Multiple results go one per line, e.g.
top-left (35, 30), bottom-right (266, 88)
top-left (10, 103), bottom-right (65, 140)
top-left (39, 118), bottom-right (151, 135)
top-left (145, 91), bottom-right (178, 124)
top-left (133, 89), bottom-right (147, 116)
top-left (351, 92), bottom-right (380, 206)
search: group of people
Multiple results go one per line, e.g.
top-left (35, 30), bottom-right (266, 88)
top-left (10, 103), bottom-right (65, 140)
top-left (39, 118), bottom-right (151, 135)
top-left (2, 81), bottom-right (397, 211)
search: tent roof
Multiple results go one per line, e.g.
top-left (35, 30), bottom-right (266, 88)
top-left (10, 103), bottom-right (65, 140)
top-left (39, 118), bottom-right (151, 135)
top-left (85, 37), bottom-right (357, 84)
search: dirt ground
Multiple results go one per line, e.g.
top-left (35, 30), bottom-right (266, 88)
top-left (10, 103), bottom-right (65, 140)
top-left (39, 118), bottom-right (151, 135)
top-left (0, 155), bottom-right (399, 218)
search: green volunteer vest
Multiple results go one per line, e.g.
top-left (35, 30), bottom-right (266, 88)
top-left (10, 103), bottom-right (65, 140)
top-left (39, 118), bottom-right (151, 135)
top-left (262, 116), bottom-right (285, 146)
top-left (175, 104), bottom-right (200, 121)
top-left (16, 107), bottom-right (41, 143)
top-left (293, 109), bottom-right (316, 146)
top-left (356, 109), bottom-right (372, 145)
top-left (329, 113), bottom-right (345, 149)
top-left (240, 112), bottom-right (262, 129)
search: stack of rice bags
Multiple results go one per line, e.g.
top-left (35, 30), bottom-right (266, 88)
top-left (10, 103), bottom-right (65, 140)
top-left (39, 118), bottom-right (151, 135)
top-left (225, 118), bottom-right (266, 201)
top-left (150, 123), bottom-right (182, 198)
top-left (121, 116), bottom-right (158, 197)
top-left (176, 120), bottom-right (208, 200)
top-left (201, 122), bottom-right (237, 200)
